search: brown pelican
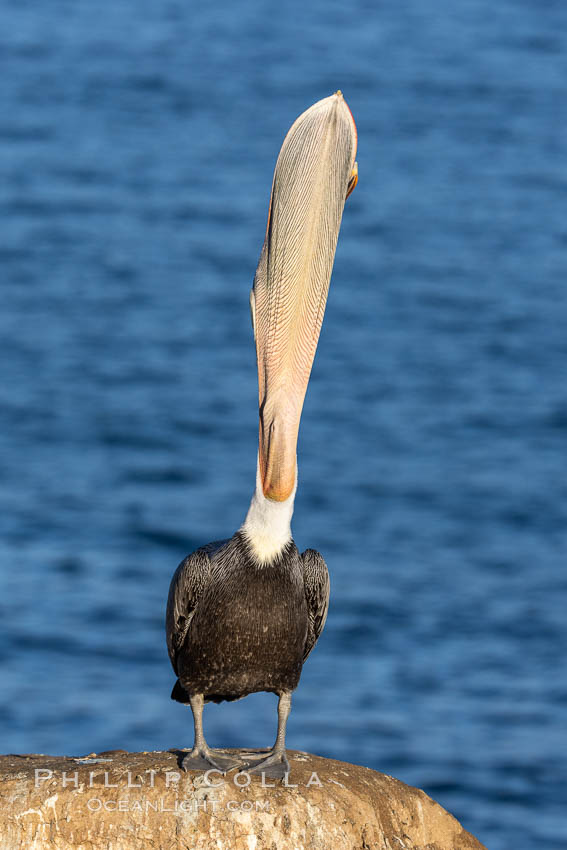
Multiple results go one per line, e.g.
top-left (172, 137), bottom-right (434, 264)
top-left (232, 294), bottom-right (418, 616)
top-left (166, 92), bottom-right (358, 776)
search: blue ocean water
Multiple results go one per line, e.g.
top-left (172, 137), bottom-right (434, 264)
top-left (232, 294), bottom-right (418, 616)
top-left (1, 1), bottom-right (566, 847)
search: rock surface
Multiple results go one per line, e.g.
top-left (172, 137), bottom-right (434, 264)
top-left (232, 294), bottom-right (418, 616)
top-left (0, 749), bottom-right (486, 849)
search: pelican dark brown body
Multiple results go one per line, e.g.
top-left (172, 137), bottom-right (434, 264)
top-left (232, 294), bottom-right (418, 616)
top-left (168, 534), bottom-right (329, 704)
top-left (165, 92), bottom-right (357, 776)
top-left (166, 533), bottom-right (329, 774)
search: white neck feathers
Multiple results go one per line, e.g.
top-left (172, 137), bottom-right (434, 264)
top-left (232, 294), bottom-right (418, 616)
top-left (241, 460), bottom-right (296, 564)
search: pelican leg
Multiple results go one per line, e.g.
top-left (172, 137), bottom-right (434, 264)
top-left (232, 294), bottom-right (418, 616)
top-left (241, 692), bottom-right (292, 779)
top-left (181, 694), bottom-right (240, 773)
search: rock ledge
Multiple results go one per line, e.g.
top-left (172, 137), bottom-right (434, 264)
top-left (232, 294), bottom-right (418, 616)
top-left (0, 749), bottom-right (486, 849)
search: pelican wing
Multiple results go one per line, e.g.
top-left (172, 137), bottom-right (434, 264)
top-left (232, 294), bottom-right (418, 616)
top-left (301, 548), bottom-right (330, 661)
top-left (165, 548), bottom-right (212, 674)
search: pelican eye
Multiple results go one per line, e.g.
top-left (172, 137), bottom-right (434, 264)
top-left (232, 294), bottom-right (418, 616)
top-left (346, 161), bottom-right (358, 200)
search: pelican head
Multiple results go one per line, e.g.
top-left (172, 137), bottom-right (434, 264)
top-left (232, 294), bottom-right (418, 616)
top-left (250, 91), bottom-right (358, 502)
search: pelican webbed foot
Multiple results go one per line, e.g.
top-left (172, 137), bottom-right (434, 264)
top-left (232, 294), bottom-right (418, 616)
top-left (241, 747), bottom-right (290, 780)
top-left (181, 747), bottom-right (240, 774)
